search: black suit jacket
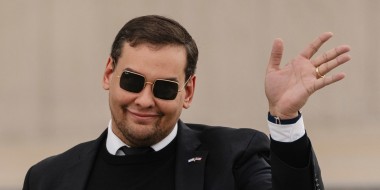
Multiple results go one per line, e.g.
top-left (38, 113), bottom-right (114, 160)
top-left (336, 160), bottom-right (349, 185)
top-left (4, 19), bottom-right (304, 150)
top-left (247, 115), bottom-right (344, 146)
top-left (23, 120), bottom-right (323, 190)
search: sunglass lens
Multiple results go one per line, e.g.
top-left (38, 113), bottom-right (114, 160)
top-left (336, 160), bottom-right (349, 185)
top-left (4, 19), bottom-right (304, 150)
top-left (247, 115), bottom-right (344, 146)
top-left (120, 72), bottom-right (145, 93)
top-left (153, 80), bottom-right (178, 100)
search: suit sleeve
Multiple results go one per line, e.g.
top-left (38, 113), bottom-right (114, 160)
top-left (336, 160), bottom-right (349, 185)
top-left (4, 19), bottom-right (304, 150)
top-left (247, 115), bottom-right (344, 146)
top-left (270, 134), bottom-right (324, 190)
top-left (233, 131), bottom-right (272, 190)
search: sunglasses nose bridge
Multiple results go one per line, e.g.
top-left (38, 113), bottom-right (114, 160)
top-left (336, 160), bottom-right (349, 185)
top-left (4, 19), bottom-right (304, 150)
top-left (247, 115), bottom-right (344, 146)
top-left (143, 81), bottom-right (155, 93)
top-left (144, 81), bottom-right (154, 88)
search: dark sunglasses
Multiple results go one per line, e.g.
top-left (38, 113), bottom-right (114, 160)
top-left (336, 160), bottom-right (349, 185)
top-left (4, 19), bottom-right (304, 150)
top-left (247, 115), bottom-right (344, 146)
top-left (118, 70), bottom-right (191, 100)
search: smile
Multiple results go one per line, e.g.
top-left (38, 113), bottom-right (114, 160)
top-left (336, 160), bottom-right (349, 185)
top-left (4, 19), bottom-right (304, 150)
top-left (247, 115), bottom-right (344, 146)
top-left (126, 109), bottom-right (162, 122)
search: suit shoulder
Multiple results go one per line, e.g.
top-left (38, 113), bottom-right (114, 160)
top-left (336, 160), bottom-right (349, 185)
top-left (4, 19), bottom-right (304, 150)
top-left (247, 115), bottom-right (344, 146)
top-left (30, 139), bottom-right (96, 172)
top-left (23, 139), bottom-right (100, 189)
top-left (185, 123), bottom-right (269, 144)
top-left (185, 122), bottom-right (267, 135)
top-left (31, 130), bottom-right (106, 171)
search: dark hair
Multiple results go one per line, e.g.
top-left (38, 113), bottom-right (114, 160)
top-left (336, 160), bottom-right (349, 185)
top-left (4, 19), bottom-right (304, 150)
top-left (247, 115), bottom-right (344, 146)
top-left (110, 15), bottom-right (198, 80)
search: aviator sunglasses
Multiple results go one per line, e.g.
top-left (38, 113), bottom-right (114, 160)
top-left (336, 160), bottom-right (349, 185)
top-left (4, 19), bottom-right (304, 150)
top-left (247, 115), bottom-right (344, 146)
top-left (118, 70), bottom-right (192, 100)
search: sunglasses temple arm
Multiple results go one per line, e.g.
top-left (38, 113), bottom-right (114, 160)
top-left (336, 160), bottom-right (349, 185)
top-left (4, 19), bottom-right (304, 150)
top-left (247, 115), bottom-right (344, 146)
top-left (179, 75), bottom-right (193, 92)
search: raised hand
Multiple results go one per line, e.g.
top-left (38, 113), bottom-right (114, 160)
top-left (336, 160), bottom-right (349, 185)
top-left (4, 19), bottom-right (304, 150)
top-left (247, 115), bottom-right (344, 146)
top-left (265, 32), bottom-right (351, 119)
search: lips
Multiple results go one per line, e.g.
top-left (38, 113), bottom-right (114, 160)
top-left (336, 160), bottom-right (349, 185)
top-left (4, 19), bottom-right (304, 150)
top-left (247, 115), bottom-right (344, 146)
top-left (126, 108), bottom-right (162, 123)
top-left (130, 110), bottom-right (160, 117)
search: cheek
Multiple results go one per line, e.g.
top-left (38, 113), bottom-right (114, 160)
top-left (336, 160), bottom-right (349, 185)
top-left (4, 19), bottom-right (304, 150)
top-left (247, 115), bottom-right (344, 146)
top-left (158, 99), bottom-right (184, 120)
top-left (109, 88), bottom-right (135, 108)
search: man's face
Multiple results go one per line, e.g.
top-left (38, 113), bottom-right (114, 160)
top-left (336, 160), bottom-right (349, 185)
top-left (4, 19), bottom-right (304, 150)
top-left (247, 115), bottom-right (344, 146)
top-left (103, 43), bottom-right (195, 147)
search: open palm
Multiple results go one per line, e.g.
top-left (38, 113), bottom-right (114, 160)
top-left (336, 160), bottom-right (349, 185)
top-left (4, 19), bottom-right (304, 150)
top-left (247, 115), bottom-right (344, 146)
top-left (265, 32), bottom-right (351, 119)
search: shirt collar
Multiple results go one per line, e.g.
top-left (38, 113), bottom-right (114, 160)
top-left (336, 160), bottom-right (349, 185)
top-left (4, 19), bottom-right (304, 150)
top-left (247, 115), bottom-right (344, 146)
top-left (106, 120), bottom-right (178, 155)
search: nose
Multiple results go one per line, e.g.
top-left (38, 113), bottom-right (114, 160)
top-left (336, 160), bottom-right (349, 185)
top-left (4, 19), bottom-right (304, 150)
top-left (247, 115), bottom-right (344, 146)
top-left (134, 82), bottom-right (155, 108)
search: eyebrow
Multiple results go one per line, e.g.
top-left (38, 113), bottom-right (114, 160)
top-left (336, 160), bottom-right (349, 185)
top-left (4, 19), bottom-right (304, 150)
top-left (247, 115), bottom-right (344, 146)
top-left (123, 68), bottom-right (179, 82)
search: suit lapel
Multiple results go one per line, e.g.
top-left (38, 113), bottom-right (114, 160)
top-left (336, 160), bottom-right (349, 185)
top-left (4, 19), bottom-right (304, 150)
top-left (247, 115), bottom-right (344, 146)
top-left (60, 130), bottom-right (107, 190)
top-left (175, 121), bottom-right (208, 190)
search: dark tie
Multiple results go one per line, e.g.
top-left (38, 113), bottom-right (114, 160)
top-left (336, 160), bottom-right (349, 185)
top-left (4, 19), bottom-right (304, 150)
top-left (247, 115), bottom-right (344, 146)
top-left (119, 146), bottom-right (154, 155)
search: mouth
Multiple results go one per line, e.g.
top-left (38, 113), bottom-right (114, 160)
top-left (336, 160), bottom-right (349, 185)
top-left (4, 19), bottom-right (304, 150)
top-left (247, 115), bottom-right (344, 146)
top-left (126, 108), bottom-right (163, 124)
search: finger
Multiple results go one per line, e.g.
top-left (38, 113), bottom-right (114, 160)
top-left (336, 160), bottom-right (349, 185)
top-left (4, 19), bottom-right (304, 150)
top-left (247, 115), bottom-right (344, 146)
top-left (313, 72), bottom-right (346, 91)
top-left (316, 53), bottom-right (351, 76)
top-left (300, 32), bottom-right (333, 59)
top-left (312, 45), bottom-right (351, 67)
top-left (267, 38), bottom-right (284, 72)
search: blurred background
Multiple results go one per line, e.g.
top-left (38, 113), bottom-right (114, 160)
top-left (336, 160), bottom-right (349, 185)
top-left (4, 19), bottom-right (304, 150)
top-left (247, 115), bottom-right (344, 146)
top-left (1, 0), bottom-right (379, 189)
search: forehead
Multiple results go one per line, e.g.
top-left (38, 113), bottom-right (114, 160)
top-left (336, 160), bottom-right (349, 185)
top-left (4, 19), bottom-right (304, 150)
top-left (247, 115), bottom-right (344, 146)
top-left (118, 43), bottom-right (187, 79)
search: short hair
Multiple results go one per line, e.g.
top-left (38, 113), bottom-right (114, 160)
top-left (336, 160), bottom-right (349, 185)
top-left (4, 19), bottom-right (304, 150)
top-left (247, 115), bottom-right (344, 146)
top-left (110, 15), bottom-right (198, 80)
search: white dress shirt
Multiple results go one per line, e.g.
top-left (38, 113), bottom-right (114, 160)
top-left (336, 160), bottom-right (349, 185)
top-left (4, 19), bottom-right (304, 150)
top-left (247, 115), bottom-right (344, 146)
top-left (268, 115), bottom-right (305, 142)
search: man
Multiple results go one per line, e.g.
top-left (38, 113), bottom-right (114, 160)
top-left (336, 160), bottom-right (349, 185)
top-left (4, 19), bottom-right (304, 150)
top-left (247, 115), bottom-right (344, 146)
top-left (23, 15), bottom-right (351, 190)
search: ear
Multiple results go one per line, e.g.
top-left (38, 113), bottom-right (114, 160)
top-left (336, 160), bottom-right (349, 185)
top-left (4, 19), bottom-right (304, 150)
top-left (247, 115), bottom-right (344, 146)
top-left (102, 57), bottom-right (115, 90)
top-left (183, 75), bottom-right (196, 109)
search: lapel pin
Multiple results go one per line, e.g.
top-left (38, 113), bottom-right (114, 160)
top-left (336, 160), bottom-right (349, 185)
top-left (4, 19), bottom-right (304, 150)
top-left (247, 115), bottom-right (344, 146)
top-left (188, 156), bottom-right (202, 163)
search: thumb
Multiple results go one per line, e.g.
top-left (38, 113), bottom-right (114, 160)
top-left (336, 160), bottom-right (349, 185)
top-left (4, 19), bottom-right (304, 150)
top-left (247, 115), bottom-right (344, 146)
top-left (267, 38), bottom-right (284, 72)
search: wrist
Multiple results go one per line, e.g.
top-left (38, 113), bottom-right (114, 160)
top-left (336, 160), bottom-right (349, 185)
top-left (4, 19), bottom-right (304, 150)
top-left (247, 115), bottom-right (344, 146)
top-left (268, 108), bottom-right (299, 120)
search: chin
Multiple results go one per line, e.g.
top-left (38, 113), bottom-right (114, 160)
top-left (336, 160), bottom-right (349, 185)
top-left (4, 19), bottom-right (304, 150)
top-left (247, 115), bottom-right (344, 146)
top-left (123, 124), bottom-right (161, 146)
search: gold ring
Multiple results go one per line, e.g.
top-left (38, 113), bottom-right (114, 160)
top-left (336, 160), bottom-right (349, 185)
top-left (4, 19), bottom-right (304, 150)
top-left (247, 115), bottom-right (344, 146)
top-left (315, 67), bottom-right (325, 79)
